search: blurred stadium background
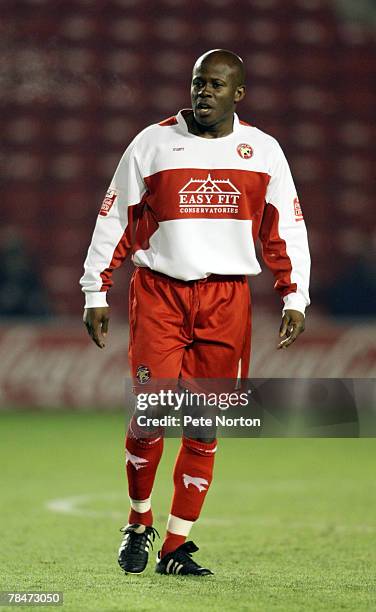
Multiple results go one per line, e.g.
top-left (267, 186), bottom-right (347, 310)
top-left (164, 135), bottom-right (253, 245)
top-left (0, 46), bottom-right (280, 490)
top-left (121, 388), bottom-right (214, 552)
top-left (0, 0), bottom-right (375, 408)
top-left (1, 5), bottom-right (375, 610)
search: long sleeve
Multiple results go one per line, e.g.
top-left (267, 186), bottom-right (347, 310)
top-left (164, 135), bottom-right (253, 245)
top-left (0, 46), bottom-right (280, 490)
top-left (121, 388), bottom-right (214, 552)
top-left (80, 138), bottom-right (147, 307)
top-left (259, 143), bottom-right (311, 314)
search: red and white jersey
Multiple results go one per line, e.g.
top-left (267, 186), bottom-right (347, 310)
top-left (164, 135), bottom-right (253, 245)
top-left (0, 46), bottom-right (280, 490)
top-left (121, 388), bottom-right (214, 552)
top-left (80, 110), bottom-right (310, 313)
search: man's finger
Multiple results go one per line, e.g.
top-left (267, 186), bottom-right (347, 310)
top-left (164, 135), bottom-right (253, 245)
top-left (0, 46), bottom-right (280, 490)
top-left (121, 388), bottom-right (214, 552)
top-left (279, 315), bottom-right (289, 338)
top-left (91, 325), bottom-right (105, 348)
top-left (82, 307), bottom-right (110, 349)
top-left (102, 318), bottom-right (109, 336)
top-left (87, 319), bottom-right (105, 348)
top-left (277, 324), bottom-right (302, 349)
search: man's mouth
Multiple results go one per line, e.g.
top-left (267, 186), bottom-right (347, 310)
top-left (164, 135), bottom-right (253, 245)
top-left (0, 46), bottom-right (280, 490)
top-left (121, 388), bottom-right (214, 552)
top-left (196, 102), bottom-right (213, 115)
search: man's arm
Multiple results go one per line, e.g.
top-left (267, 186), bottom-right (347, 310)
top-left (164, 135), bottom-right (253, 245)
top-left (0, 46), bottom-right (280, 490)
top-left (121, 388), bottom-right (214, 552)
top-left (259, 141), bottom-right (311, 348)
top-left (80, 136), bottom-right (146, 347)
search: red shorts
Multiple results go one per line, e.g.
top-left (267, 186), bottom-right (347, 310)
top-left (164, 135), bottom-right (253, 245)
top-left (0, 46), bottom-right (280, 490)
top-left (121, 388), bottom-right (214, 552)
top-left (128, 267), bottom-right (251, 391)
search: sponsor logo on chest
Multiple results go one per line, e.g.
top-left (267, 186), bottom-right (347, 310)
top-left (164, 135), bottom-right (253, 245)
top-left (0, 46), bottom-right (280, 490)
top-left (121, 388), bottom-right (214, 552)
top-left (178, 173), bottom-right (241, 214)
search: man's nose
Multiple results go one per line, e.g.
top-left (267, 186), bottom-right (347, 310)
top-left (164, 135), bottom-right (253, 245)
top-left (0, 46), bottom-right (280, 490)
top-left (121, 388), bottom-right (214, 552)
top-left (198, 84), bottom-right (211, 97)
top-left (197, 85), bottom-right (211, 98)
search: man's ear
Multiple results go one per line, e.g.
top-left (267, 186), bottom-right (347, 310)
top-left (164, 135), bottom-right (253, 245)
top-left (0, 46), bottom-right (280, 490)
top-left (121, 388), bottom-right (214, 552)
top-left (234, 85), bottom-right (246, 103)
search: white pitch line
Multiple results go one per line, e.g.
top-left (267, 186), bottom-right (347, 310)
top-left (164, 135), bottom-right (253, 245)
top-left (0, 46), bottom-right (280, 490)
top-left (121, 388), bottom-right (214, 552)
top-left (46, 495), bottom-right (231, 525)
top-left (45, 493), bottom-right (376, 533)
top-left (46, 493), bottom-right (125, 519)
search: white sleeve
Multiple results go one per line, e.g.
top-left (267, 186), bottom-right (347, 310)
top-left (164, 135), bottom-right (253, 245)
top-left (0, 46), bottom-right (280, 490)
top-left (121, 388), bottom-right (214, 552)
top-left (79, 137), bottom-right (147, 307)
top-left (259, 142), bottom-right (311, 315)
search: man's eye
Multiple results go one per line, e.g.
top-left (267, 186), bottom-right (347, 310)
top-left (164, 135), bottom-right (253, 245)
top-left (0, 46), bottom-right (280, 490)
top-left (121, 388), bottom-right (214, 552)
top-left (213, 83), bottom-right (223, 88)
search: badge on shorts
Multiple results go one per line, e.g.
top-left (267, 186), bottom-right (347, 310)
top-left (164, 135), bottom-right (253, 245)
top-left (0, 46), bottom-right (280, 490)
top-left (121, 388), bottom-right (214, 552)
top-left (237, 143), bottom-right (253, 159)
top-left (136, 365), bottom-right (151, 384)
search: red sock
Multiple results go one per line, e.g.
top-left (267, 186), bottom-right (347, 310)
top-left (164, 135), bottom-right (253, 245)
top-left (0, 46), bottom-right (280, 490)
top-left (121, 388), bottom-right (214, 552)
top-left (162, 530), bottom-right (186, 556)
top-left (161, 436), bottom-right (217, 557)
top-left (128, 507), bottom-right (153, 526)
top-left (125, 417), bottom-right (164, 526)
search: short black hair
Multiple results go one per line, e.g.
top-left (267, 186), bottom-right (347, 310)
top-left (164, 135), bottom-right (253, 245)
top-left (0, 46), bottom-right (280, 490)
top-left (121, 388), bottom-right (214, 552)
top-left (193, 49), bottom-right (246, 87)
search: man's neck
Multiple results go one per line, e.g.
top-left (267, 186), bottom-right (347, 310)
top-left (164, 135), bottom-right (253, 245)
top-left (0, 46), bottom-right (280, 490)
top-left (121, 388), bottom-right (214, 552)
top-left (184, 111), bottom-right (234, 139)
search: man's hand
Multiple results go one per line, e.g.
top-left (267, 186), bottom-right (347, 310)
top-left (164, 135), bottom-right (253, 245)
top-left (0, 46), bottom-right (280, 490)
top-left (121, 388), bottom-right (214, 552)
top-left (83, 307), bottom-right (110, 349)
top-left (277, 309), bottom-right (305, 349)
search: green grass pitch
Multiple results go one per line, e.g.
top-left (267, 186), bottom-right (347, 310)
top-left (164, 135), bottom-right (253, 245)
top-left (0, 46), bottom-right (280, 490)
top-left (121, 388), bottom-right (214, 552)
top-left (1, 412), bottom-right (375, 611)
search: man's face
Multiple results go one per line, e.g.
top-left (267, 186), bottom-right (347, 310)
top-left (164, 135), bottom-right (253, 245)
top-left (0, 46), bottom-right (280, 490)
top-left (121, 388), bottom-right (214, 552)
top-left (190, 59), bottom-right (245, 128)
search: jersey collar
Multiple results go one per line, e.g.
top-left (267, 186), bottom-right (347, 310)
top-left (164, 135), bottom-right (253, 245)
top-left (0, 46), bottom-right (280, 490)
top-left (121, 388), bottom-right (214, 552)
top-left (176, 109), bottom-right (241, 139)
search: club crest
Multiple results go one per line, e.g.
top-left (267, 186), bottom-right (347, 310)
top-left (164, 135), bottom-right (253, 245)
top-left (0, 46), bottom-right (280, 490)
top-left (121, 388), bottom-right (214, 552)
top-left (237, 143), bottom-right (253, 159)
top-left (136, 365), bottom-right (151, 384)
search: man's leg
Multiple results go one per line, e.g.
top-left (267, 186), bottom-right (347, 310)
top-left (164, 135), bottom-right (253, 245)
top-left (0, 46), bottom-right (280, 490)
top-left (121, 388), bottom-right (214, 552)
top-left (125, 268), bottom-right (191, 528)
top-left (162, 435), bottom-right (217, 556)
top-left (158, 276), bottom-right (251, 570)
top-left (125, 415), bottom-right (164, 527)
top-left (119, 268), bottom-right (191, 573)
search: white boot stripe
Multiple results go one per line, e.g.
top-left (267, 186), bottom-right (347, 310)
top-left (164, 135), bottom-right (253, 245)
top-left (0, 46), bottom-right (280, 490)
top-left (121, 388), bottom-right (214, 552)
top-left (166, 559), bottom-right (174, 573)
